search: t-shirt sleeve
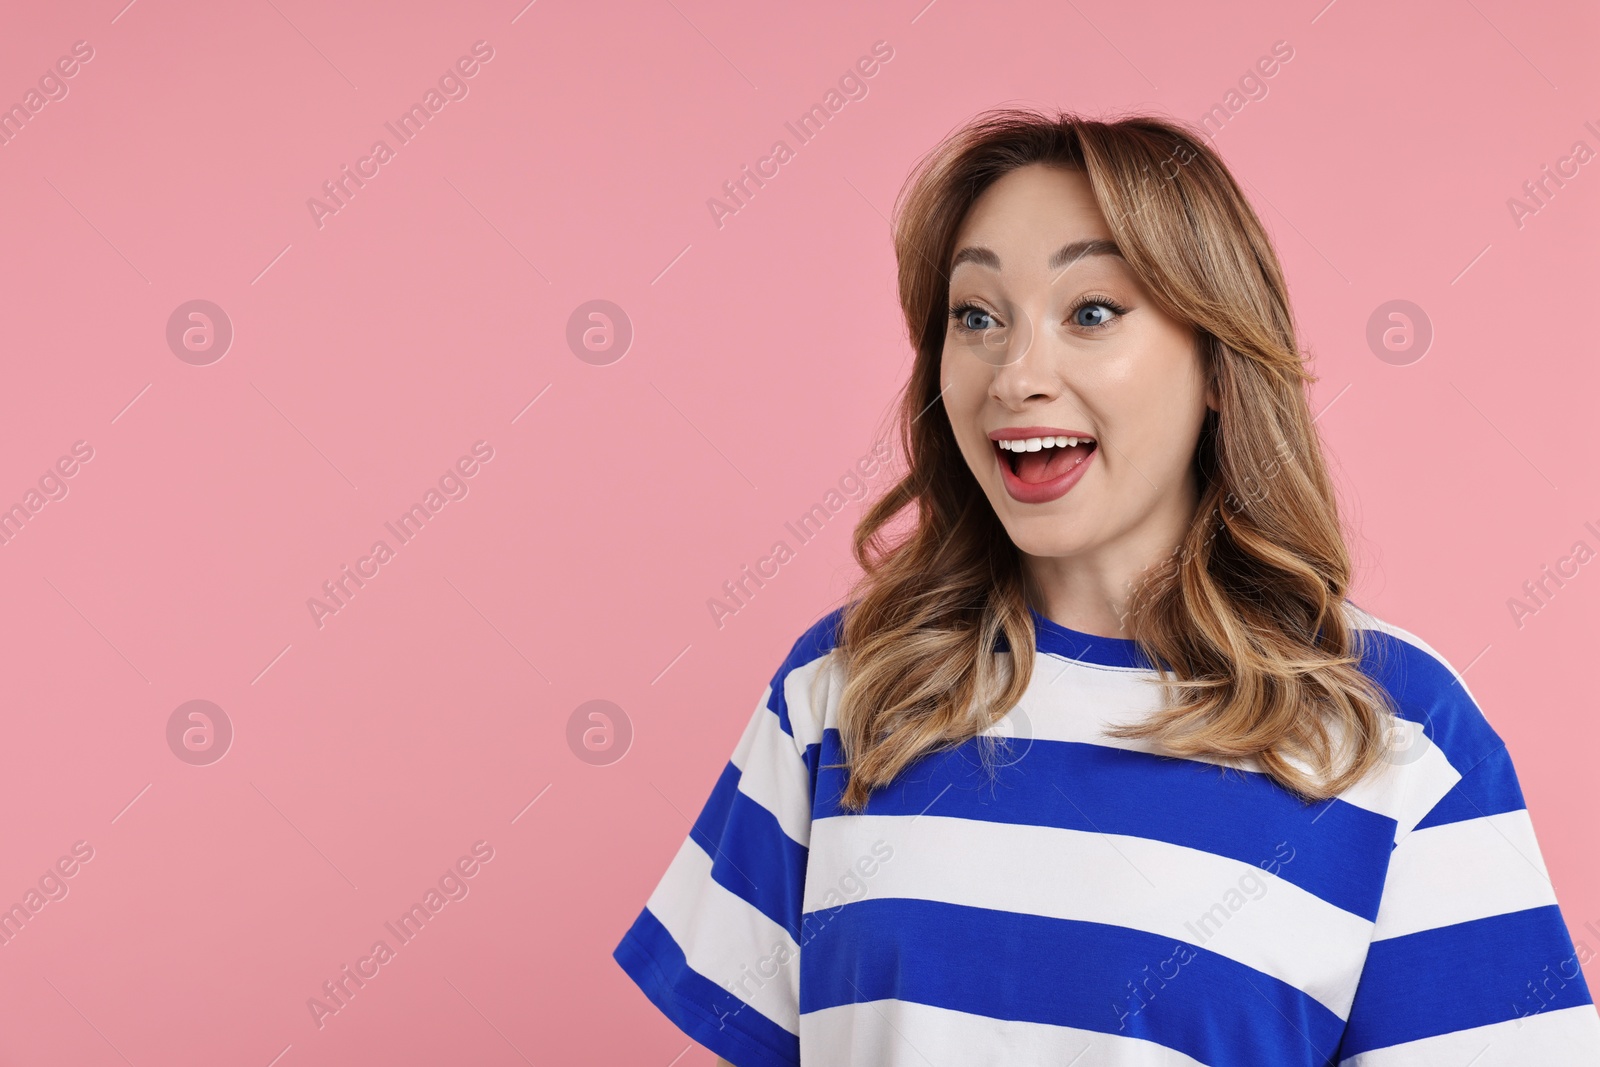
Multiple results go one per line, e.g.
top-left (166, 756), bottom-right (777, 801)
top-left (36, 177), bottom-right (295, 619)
top-left (1336, 743), bottom-right (1600, 1064)
top-left (613, 625), bottom-right (831, 1067)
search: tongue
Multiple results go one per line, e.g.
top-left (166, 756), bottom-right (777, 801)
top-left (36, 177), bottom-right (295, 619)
top-left (1014, 442), bottom-right (1091, 484)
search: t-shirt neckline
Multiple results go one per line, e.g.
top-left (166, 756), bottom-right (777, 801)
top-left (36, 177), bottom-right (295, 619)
top-left (1028, 606), bottom-right (1154, 670)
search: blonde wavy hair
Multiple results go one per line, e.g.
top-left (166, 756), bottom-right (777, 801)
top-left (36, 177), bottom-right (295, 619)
top-left (833, 108), bottom-right (1396, 812)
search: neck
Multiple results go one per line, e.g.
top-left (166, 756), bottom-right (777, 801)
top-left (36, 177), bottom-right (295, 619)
top-left (1022, 480), bottom-right (1202, 640)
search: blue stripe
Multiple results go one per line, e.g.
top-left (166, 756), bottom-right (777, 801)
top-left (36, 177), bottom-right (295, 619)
top-left (690, 760), bottom-right (808, 940)
top-left (801, 740), bottom-right (823, 793)
top-left (1028, 606), bottom-right (1158, 669)
top-left (1339, 904), bottom-right (1594, 1055)
top-left (801, 896), bottom-right (1345, 1066)
top-left (814, 729), bottom-right (1394, 919)
top-left (1415, 744), bottom-right (1525, 829)
top-left (765, 605), bottom-right (847, 737)
top-left (1353, 625), bottom-right (1504, 772)
top-left (614, 907), bottom-right (799, 1067)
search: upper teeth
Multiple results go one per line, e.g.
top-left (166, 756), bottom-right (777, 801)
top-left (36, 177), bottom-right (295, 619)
top-left (998, 436), bottom-right (1089, 452)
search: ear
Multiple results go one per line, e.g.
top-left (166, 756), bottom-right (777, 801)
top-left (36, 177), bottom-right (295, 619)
top-left (1204, 373), bottom-right (1220, 414)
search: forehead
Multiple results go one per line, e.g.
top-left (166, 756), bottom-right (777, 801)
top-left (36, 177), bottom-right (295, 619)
top-left (949, 164), bottom-right (1115, 272)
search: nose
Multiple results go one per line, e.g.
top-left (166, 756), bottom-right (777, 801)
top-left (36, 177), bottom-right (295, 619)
top-left (988, 306), bottom-right (1058, 409)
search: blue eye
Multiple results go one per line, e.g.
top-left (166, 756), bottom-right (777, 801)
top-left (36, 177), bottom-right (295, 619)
top-left (1073, 303), bottom-right (1114, 328)
top-left (1069, 296), bottom-right (1129, 330)
top-left (949, 296), bottom-right (1129, 335)
top-left (949, 304), bottom-right (997, 332)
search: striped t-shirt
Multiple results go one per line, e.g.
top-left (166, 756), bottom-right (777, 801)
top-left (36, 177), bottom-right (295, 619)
top-left (613, 602), bottom-right (1600, 1065)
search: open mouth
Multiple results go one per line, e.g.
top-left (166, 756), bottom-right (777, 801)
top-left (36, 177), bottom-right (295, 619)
top-left (994, 434), bottom-right (1097, 486)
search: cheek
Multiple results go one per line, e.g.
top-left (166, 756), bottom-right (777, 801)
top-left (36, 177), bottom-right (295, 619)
top-left (938, 343), bottom-right (964, 392)
top-left (1126, 390), bottom-right (1208, 484)
top-left (940, 343), bottom-right (996, 411)
top-left (1101, 350), bottom-right (1207, 462)
top-left (938, 357), bottom-right (991, 465)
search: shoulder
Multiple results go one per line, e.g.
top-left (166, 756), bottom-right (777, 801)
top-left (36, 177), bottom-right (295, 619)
top-left (763, 603), bottom-right (850, 750)
top-left (773, 602), bottom-right (849, 680)
top-left (1339, 599), bottom-right (1516, 828)
top-left (1339, 599), bottom-right (1506, 768)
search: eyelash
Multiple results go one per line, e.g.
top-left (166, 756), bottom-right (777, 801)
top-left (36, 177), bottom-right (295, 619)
top-left (947, 294), bottom-right (1130, 334)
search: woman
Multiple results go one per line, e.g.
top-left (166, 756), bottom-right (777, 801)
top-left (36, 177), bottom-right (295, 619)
top-left (612, 109), bottom-right (1600, 1065)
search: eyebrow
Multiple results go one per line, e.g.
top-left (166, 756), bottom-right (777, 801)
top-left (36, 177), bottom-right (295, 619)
top-left (949, 238), bottom-right (1124, 273)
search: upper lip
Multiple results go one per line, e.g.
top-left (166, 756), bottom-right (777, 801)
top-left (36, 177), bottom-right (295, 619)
top-left (986, 426), bottom-right (1095, 442)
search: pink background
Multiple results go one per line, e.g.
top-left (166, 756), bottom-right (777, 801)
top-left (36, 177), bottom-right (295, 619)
top-left (0, 0), bottom-right (1596, 1063)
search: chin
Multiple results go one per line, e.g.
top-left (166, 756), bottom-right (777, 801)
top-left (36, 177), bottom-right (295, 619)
top-left (1007, 535), bottom-right (1090, 561)
top-left (990, 509), bottom-right (1091, 560)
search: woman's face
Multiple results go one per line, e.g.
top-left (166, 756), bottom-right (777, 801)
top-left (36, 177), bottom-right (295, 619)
top-left (940, 163), bottom-right (1214, 567)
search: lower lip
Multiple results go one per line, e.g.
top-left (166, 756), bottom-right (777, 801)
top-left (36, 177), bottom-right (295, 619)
top-left (995, 443), bottom-right (1096, 504)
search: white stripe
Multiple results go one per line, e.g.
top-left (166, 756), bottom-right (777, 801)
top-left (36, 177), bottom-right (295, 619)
top-left (1016, 649), bottom-right (1460, 830)
top-left (1014, 664), bottom-right (1276, 772)
top-left (1368, 731), bottom-right (1463, 843)
top-left (647, 836), bottom-right (800, 1033)
top-left (784, 602), bottom-right (1474, 830)
top-left (1342, 602), bottom-right (1497, 830)
top-left (800, 998), bottom-right (1211, 1066)
top-left (805, 813), bottom-right (1371, 1017)
top-left (1339, 603), bottom-right (1506, 833)
top-left (729, 689), bottom-right (812, 847)
top-left (782, 653), bottom-right (838, 752)
top-left (1372, 810), bottom-right (1556, 940)
top-left (728, 685), bottom-right (773, 766)
top-left (1340, 1003), bottom-right (1600, 1066)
